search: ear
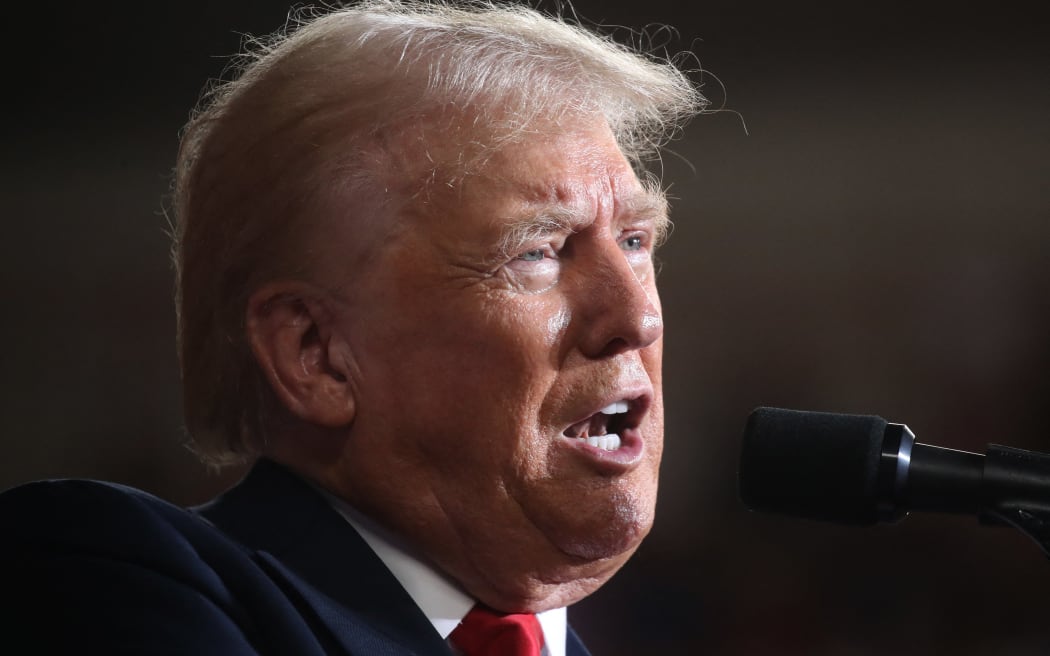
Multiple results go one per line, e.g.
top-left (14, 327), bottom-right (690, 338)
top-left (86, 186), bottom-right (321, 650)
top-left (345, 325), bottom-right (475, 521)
top-left (246, 282), bottom-right (355, 428)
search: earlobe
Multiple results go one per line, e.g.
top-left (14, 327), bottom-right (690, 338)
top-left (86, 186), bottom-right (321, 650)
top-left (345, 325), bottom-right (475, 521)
top-left (246, 282), bottom-right (356, 428)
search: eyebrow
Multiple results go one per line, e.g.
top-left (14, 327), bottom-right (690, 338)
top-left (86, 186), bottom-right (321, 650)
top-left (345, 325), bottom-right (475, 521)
top-left (495, 186), bottom-right (670, 259)
top-left (622, 188), bottom-right (671, 246)
top-left (495, 206), bottom-right (587, 259)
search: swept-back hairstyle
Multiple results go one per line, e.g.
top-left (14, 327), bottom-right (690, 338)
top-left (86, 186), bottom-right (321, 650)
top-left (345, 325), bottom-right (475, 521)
top-left (173, 0), bottom-right (705, 465)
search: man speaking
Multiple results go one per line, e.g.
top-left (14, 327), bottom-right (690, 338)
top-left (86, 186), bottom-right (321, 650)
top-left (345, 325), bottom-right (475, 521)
top-left (1, 2), bottom-right (702, 653)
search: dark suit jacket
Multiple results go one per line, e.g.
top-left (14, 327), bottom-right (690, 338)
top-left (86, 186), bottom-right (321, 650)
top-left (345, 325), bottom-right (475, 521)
top-left (1, 459), bottom-right (592, 655)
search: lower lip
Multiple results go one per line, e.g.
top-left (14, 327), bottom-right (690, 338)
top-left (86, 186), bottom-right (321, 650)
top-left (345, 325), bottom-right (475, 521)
top-left (560, 427), bottom-right (645, 473)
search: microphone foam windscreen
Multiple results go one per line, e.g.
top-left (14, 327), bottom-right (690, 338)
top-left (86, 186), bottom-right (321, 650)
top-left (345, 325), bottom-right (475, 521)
top-left (739, 407), bottom-right (888, 525)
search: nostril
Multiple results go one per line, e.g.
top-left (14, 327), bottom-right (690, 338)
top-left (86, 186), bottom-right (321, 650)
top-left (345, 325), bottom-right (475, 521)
top-left (593, 337), bottom-right (631, 359)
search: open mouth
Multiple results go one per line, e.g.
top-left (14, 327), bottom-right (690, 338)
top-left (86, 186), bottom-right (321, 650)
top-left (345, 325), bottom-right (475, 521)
top-left (562, 400), bottom-right (636, 451)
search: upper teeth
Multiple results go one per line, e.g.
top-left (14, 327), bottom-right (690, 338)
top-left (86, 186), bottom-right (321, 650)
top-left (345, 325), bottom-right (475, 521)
top-left (599, 401), bottom-right (629, 415)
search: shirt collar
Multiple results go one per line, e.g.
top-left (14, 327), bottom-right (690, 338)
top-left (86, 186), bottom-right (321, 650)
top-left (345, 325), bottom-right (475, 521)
top-left (323, 491), bottom-right (567, 656)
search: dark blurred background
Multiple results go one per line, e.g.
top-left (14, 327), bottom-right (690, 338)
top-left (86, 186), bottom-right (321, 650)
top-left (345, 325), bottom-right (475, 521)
top-left (3, 1), bottom-right (1048, 654)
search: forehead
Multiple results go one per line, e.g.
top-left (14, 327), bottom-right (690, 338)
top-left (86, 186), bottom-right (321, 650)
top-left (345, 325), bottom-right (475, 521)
top-left (421, 119), bottom-right (654, 230)
top-left (487, 122), bottom-right (636, 197)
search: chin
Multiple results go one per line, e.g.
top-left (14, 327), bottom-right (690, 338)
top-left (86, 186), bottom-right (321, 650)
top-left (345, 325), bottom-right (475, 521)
top-left (482, 552), bottom-right (638, 614)
top-left (533, 473), bottom-right (658, 558)
top-left (557, 505), bottom-right (653, 562)
top-left (471, 487), bottom-right (657, 613)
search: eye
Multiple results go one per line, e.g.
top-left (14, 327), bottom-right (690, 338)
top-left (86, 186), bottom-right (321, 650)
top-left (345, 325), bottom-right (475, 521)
top-left (518, 249), bottom-right (547, 262)
top-left (620, 230), bottom-right (655, 281)
top-left (503, 243), bottom-right (561, 293)
top-left (621, 235), bottom-right (644, 252)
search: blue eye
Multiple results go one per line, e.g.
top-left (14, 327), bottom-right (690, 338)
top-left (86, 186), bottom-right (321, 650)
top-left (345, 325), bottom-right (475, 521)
top-left (505, 245), bottom-right (560, 293)
top-left (622, 236), bottom-right (644, 251)
top-left (519, 249), bottom-right (546, 262)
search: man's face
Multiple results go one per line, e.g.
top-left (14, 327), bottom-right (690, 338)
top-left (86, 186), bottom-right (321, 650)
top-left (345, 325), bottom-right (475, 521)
top-left (323, 118), bottom-right (666, 611)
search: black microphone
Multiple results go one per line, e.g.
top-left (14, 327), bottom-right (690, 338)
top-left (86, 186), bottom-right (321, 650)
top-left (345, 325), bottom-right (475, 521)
top-left (739, 406), bottom-right (1050, 527)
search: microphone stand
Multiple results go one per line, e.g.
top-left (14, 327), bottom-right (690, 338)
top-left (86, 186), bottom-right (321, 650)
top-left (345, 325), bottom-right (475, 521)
top-left (974, 445), bottom-right (1050, 559)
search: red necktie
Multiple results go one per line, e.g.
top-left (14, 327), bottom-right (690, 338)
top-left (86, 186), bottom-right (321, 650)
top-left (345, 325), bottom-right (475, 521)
top-left (449, 605), bottom-right (545, 656)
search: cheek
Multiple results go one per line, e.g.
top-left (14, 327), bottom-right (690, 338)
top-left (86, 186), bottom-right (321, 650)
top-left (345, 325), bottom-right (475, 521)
top-left (467, 294), bottom-right (572, 384)
top-left (545, 307), bottom-right (571, 348)
top-left (359, 294), bottom-right (565, 447)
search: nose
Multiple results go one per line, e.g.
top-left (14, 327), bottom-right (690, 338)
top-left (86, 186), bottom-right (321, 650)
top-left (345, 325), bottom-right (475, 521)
top-left (573, 241), bottom-right (664, 359)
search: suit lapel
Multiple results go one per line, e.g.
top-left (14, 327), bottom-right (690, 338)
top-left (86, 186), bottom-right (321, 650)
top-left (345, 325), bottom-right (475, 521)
top-left (565, 626), bottom-right (593, 656)
top-left (198, 459), bottom-right (452, 656)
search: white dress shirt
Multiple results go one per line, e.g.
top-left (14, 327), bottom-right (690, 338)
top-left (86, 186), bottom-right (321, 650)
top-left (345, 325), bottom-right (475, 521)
top-left (324, 492), bottom-right (567, 656)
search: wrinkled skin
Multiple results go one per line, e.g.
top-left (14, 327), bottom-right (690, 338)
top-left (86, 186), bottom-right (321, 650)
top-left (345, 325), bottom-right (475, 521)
top-left (313, 118), bottom-right (666, 612)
